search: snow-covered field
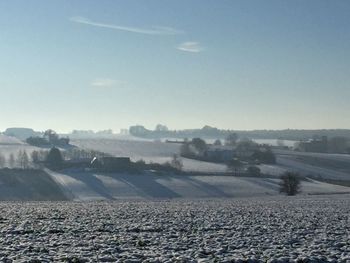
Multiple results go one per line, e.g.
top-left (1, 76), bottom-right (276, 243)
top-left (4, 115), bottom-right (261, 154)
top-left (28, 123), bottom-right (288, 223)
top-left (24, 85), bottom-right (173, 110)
top-left (47, 170), bottom-right (350, 201)
top-left (0, 134), bottom-right (24, 145)
top-left (0, 169), bottom-right (66, 201)
top-left (0, 197), bottom-right (349, 262)
top-left (71, 139), bottom-right (230, 173)
top-left (0, 137), bottom-right (349, 262)
top-left (275, 149), bottom-right (350, 162)
top-left (0, 135), bottom-right (41, 159)
top-left (0, 137), bottom-right (349, 202)
top-left (272, 150), bottom-right (350, 181)
top-left (276, 156), bottom-right (350, 181)
top-left (71, 139), bottom-right (180, 160)
top-left (72, 139), bottom-right (350, 180)
top-left (0, 145), bottom-right (41, 159)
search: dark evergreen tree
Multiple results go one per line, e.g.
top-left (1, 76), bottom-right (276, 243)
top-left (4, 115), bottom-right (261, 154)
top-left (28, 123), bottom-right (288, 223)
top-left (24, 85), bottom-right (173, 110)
top-left (46, 147), bottom-right (63, 169)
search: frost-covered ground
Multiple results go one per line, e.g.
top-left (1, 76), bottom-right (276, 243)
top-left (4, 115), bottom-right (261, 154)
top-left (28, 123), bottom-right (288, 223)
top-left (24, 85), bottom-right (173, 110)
top-left (0, 196), bottom-right (349, 262)
top-left (272, 150), bottom-right (350, 181)
top-left (276, 156), bottom-right (350, 181)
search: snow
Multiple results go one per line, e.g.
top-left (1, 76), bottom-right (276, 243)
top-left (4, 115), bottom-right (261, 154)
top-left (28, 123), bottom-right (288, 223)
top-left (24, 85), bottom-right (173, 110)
top-left (0, 144), bottom-right (42, 159)
top-left (1, 197), bottom-right (350, 262)
top-left (276, 155), bottom-right (350, 180)
top-left (47, 170), bottom-right (350, 201)
top-left (181, 158), bottom-right (227, 172)
top-left (0, 169), bottom-right (67, 200)
top-left (71, 139), bottom-right (180, 160)
top-left (72, 139), bottom-right (350, 179)
top-left (71, 139), bottom-right (229, 172)
top-left (0, 138), bottom-right (348, 201)
top-left (0, 134), bottom-right (24, 145)
top-left (275, 149), bottom-right (350, 162)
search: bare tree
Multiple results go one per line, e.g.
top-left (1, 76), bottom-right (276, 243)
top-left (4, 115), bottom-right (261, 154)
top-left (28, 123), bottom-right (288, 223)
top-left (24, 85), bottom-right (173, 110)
top-left (22, 151), bottom-right (30, 169)
top-left (279, 172), bottom-right (301, 196)
top-left (180, 142), bottom-right (192, 157)
top-left (17, 150), bottom-right (30, 169)
top-left (0, 153), bottom-right (6, 168)
top-left (277, 139), bottom-right (285, 147)
top-left (8, 153), bottom-right (15, 168)
top-left (31, 151), bottom-right (40, 163)
top-left (225, 133), bottom-right (238, 147)
top-left (227, 158), bottom-right (243, 176)
top-left (170, 154), bottom-right (183, 171)
top-left (213, 139), bottom-right (222, 146)
top-left (16, 150), bottom-right (22, 168)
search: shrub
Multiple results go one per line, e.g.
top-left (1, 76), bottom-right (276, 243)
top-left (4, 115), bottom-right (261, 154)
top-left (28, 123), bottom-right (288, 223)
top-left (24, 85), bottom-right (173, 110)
top-left (180, 142), bottom-right (193, 157)
top-left (213, 139), bottom-right (222, 146)
top-left (135, 159), bottom-right (146, 169)
top-left (247, 166), bottom-right (261, 176)
top-left (26, 136), bottom-right (50, 146)
top-left (170, 154), bottom-right (183, 171)
top-left (251, 149), bottom-right (276, 164)
top-left (279, 172), bottom-right (301, 196)
top-left (191, 138), bottom-right (208, 155)
top-left (226, 158), bottom-right (243, 176)
top-left (225, 133), bottom-right (238, 146)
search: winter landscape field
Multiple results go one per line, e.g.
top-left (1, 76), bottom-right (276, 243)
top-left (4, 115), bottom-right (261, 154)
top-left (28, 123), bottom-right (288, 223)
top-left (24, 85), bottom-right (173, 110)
top-left (2, 0), bottom-right (350, 261)
top-left (0, 196), bottom-right (349, 262)
top-left (0, 135), bottom-right (349, 262)
top-left (1, 134), bottom-right (350, 263)
top-left (1, 136), bottom-right (350, 201)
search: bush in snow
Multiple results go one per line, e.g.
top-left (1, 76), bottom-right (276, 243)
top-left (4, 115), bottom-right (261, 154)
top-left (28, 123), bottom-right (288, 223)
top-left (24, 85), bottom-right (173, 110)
top-left (279, 172), bottom-right (301, 196)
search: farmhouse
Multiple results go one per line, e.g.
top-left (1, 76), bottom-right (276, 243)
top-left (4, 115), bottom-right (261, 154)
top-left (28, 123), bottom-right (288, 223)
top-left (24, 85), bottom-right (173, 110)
top-left (298, 136), bottom-right (328, 153)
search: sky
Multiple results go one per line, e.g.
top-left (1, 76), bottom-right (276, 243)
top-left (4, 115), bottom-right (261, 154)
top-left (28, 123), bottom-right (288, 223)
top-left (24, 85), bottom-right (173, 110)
top-left (0, 0), bottom-right (350, 133)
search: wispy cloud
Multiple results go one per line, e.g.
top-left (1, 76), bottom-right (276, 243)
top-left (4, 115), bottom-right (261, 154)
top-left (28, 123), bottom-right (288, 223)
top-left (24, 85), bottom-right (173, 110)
top-left (70, 16), bottom-right (183, 35)
top-left (91, 78), bottom-right (122, 88)
top-left (177, 41), bottom-right (203, 53)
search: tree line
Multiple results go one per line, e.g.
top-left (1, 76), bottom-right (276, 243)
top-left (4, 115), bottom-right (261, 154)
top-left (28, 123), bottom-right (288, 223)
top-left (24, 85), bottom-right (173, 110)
top-left (0, 147), bottom-right (109, 170)
top-left (26, 129), bottom-right (70, 147)
top-left (0, 150), bottom-right (33, 169)
top-left (129, 124), bottom-right (350, 141)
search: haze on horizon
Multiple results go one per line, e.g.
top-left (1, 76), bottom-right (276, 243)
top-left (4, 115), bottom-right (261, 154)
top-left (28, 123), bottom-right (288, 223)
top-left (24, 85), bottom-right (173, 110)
top-left (1, 0), bottom-right (350, 133)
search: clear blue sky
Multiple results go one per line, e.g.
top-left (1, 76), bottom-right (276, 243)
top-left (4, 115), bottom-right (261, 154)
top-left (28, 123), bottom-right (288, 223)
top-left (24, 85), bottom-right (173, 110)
top-left (1, 0), bottom-right (349, 132)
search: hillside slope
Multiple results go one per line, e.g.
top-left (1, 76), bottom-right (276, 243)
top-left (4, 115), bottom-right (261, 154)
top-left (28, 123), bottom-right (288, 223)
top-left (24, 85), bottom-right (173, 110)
top-left (0, 167), bottom-right (348, 201)
top-left (47, 170), bottom-right (350, 201)
top-left (0, 134), bottom-right (24, 145)
top-left (0, 169), bottom-right (67, 200)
